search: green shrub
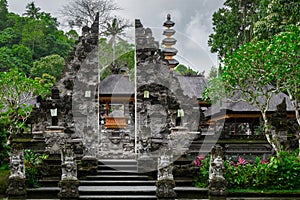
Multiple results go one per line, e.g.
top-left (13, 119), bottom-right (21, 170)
top-left (193, 155), bottom-right (210, 188)
top-left (24, 149), bottom-right (48, 188)
top-left (194, 151), bottom-right (300, 190)
top-left (0, 169), bottom-right (9, 195)
top-left (224, 151), bottom-right (300, 190)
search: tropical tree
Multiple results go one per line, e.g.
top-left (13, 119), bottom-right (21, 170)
top-left (207, 66), bottom-right (218, 81)
top-left (59, 0), bottom-right (120, 28)
top-left (23, 2), bottom-right (42, 19)
top-left (175, 64), bottom-right (199, 76)
top-left (206, 38), bottom-right (283, 153)
top-left (268, 26), bottom-right (300, 155)
top-left (0, 45), bottom-right (33, 73)
top-left (208, 0), bottom-right (261, 58)
top-left (102, 18), bottom-right (131, 65)
top-left (99, 38), bottom-right (134, 80)
top-left (253, 0), bottom-right (300, 40)
top-left (0, 69), bottom-right (50, 139)
top-left (0, 0), bottom-right (8, 30)
top-left (30, 54), bottom-right (65, 79)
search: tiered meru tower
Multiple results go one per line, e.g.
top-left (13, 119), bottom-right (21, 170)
top-left (162, 14), bottom-right (179, 70)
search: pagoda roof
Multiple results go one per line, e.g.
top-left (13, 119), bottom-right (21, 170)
top-left (99, 74), bottom-right (134, 95)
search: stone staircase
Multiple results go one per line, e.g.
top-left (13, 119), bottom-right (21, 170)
top-left (26, 159), bottom-right (208, 200)
top-left (79, 159), bottom-right (157, 200)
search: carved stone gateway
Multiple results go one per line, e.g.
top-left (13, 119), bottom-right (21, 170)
top-left (208, 145), bottom-right (227, 197)
top-left (7, 144), bottom-right (26, 200)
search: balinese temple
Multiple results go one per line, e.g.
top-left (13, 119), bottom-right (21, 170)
top-left (206, 93), bottom-right (296, 136)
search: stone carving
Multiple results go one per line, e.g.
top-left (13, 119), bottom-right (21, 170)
top-left (270, 98), bottom-right (290, 150)
top-left (156, 144), bottom-right (176, 198)
top-left (137, 136), bottom-right (151, 154)
top-left (9, 153), bottom-right (25, 179)
top-left (209, 145), bottom-right (227, 196)
top-left (59, 145), bottom-right (79, 200)
top-left (58, 179), bottom-right (80, 200)
top-left (61, 145), bottom-right (77, 180)
top-left (45, 131), bottom-right (66, 154)
top-left (136, 20), bottom-right (199, 169)
top-left (7, 145), bottom-right (26, 199)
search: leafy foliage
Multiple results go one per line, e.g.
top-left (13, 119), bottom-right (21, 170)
top-left (208, 0), bottom-right (261, 58)
top-left (224, 152), bottom-right (300, 190)
top-left (24, 149), bottom-right (48, 188)
top-left (174, 64), bottom-right (199, 76)
top-left (194, 152), bottom-right (300, 190)
top-left (0, 2), bottom-right (75, 76)
top-left (0, 69), bottom-right (51, 136)
top-left (253, 0), bottom-right (300, 40)
top-left (193, 155), bottom-right (210, 188)
top-left (99, 38), bottom-right (134, 80)
top-left (31, 54), bottom-right (65, 79)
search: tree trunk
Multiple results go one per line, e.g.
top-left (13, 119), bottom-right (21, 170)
top-left (287, 90), bottom-right (300, 157)
top-left (261, 111), bottom-right (280, 154)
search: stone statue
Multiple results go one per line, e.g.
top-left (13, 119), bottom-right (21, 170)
top-left (7, 146), bottom-right (26, 199)
top-left (209, 145), bottom-right (227, 196)
top-left (9, 154), bottom-right (25, 179)
top-left (61, 146), bottom-right (77, 180)
top-left (156, 145), bottom-right (176, 198)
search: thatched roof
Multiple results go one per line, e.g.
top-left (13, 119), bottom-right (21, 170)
top-left (99, 74), bottom-right (134, 95)
top-left (176, 75), bottom-right (208, 99)
top-left (206, 91), bottom-right (295, 117)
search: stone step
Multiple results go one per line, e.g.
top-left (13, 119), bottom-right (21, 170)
top-left (175, 187), bottom-right (208, 199)
top-left (80, 180), bottom-right (155, 186)
top-left (79, 186), bottom-right (156, 196)
top-left (26, 187), bottom-right (59, 199)
top-left (79, 195), bottom-right (157, 199)
top-left (98, 159), bottom-right (137, 166)
top-left (39, 179), bottom-right (60, 187)
top-left (85, 175), bottom-right (149, 180)
top-left (98, 164), bottom-right (137, 171)
top-left (96, 170), bottom-right (138, 175)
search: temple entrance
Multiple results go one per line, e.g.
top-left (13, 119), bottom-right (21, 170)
top-left (98, 74), bottom-right (135, 159)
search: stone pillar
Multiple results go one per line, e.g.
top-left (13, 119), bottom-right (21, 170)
top-left (208, 145), bottom-right (227, 197)
top-left (156, 144), bottom-right (176, 199)
top-left (7, 144), bottom-right (26, 200)
top-left (58, 145), bottom-right (79, 200)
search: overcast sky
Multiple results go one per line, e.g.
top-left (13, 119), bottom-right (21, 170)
top-left (7, 0), bottom-right (224, 75)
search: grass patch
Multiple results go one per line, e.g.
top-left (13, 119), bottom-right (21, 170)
top-left (0, 170), bottom-right (9, 195)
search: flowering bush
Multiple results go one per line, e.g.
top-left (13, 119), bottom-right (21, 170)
top-left (194, 151), bottom-right (300, 190)
top-left (224, 151), bottom-right (300, 190)
top-left (193, 155), bottom-right (210, 187)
